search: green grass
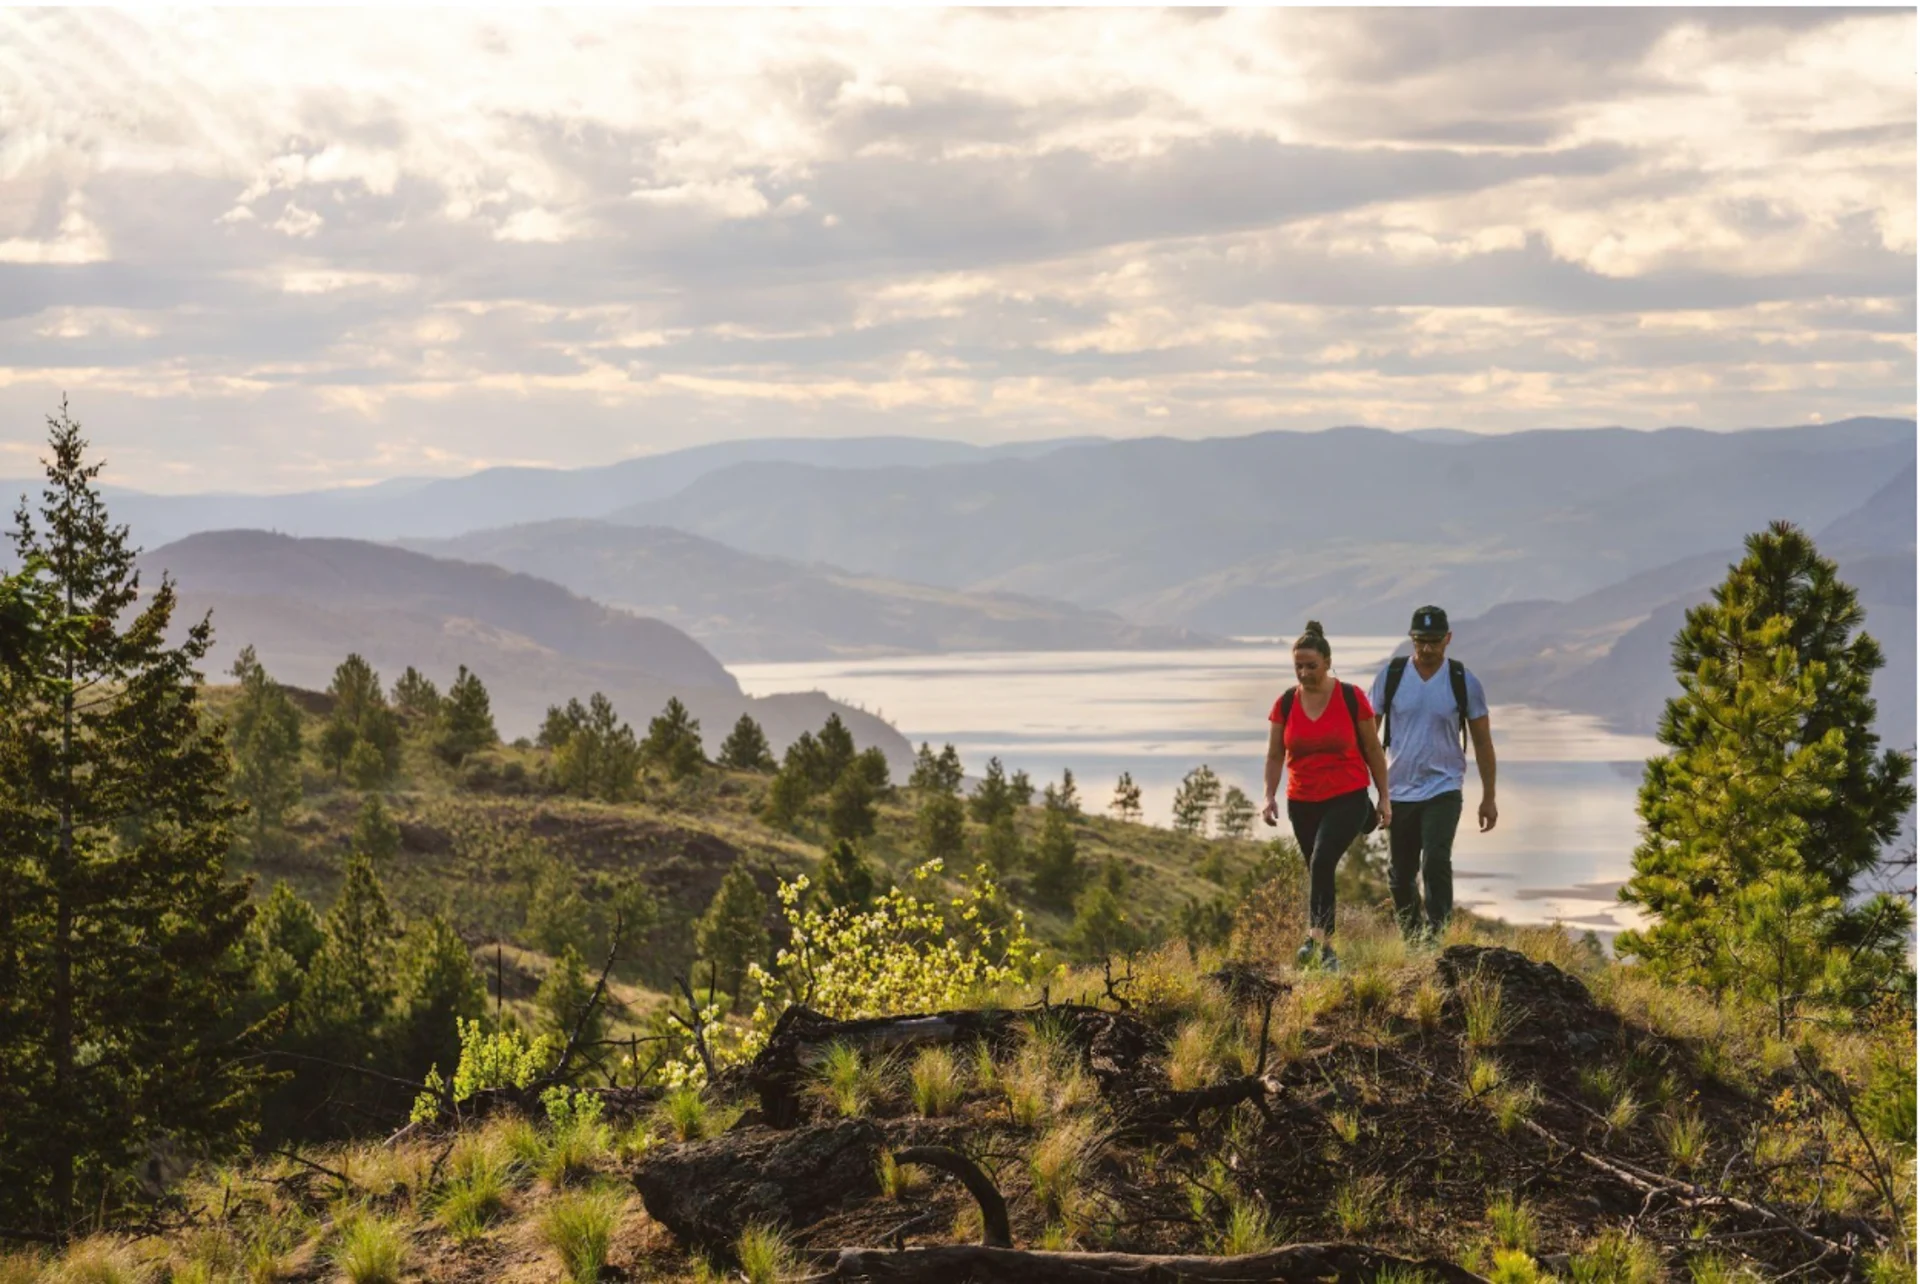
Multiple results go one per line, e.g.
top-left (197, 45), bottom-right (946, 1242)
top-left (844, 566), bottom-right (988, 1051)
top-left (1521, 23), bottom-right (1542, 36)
top-left (1029, 1118), bottom-right (1098, 1225)
top-left (332, 1213), bottom-right (407, 1284)
top-left (812, 1041), bottom-right (885, 1118)
top-left (436, 1140), bottom-right (511, 1240)
top-left (541, 1188), bottom-right (622, 1284)
top-left (1487, 1192), bottom-right (1537, 1252)
top-left (1567, 1229), bottom-right (1661, 1284)
top-left (1659, 1107), bottom-right (1710, 1173)
top-left (1460, 973), bottom-right (1512, 1048)
top-left (538, 1113), bottom-right (612, 1186)
top-left (909, 1045), bottom-right (964, 1117)
top-left (734, 1222), bottom-right (797, 1284)
top-left (1217, 1198), bottom-right (1278, 1255)
top-left (659, 1084), bottom-right (718, 1142)
top-left (1331, 1174), bottom-right (1387, 1235)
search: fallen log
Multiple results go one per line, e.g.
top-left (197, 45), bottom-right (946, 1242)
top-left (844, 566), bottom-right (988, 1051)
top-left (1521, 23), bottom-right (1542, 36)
top-left (831, 1243), bottom-right (1489, 1283)
top-left (634, 1118), bottom-right (885, 1252)
top-left (748, 1006), bottom-right (1025, 1126)
top-left (892, 1147), bottom-right (1011, 1249)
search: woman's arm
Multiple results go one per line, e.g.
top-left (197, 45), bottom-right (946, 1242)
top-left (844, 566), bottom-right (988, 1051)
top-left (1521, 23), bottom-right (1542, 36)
top-left (1261, 720), bottom-right (1285, 824)
top-left (1358, 715), bottom-right (1392, 828)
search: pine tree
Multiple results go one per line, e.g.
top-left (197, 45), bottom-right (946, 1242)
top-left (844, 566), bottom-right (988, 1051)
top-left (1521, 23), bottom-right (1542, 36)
top-left (1050, 768), bottom-right (1080, 815)
top-left (969, 756), bottom-right (1014, 825)
top-left (854, 745), bottom-right (891, 792)
top-left (300, 851), bottom-right (399, 1049)
top-left (552, 693), bottom-right (642, 801)
top-left (540, 697), bottom-right (587, 750)
top-left (1009, 769), bottom-right (1035, 808)
top-left (322, 653), bottom-right (399, 783)
top-left (695, 865), bottom-right (770, 1011)
top-left (1068, 884), bottom-right (1146, 962)
top-left (1031, 805), bottom-right (1083, 909)
top-left (821, 838), bottom-right (877, 911)
top-left (816, 713), bottom-right (856, 787)
top-left (783, 730), bottom-right (824, 794)
top-left (826, 764), bottom-right (878, 843)
top-left (438, 665), bottom-right (497, 765)
top-left (936, 744), bottom-right (964, 793)
top-left (643, 697), bottom-right (705, 780)
top-left (228, 645), bottom-right (304, 844)
top-left (1110, 772), bottom-right (1143, 824)
top-left (763, 762), bottom-right (811, 831)
top-left (391, 914), bottom-right (485, 1082)
top-left (249, 880), bottom-right (324, 1005)
top-left (910, 742), bottom-right (944, 793)
top-left (391, 666), bottom-right (441, 723)
top-left (0, 404), bottom-right (257, 1233)
top-left (1217, 786), bottom-right (1257, 840)
top-left (1171, 765), bottom-right (1221, 836)
top-left (353, 793), bottom-right (402, 867)
top-left (718, 713), bottom-right (776, 772)
top-left (536, 945), bottom-right (604, 1045)
top-left (1619, 523), bottom-right (1915, 1019)
top-left (917, 789), bottom-right (967, 863)
top-left (977, 810), bottom-right (1023, 876)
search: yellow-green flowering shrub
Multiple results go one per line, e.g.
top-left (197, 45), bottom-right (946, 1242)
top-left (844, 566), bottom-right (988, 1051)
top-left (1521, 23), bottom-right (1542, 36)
top-left (665, 861), bottom-right (1038, 1086)
top-left (412, 1018), bottom-right (562, 1122)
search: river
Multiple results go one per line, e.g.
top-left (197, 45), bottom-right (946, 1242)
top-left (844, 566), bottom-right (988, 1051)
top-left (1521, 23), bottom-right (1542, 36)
top-left (733, 638), bottom-right (1662, 934)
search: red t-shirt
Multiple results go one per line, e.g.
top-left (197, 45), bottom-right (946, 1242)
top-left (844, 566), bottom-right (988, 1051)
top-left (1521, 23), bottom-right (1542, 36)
top-left (1270, 682), bottom-right (1375, 802)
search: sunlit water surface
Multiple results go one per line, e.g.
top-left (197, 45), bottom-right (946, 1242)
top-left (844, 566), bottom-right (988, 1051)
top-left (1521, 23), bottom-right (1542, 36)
top-left (734, 639), bottom-right (1661, 933)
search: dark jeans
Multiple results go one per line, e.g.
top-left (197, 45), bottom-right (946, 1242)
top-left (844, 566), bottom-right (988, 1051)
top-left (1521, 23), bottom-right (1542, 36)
top-left (1287, 787), bottom-right (1373, 935)
top-left (1389, 790), bottom-right (1463, 936)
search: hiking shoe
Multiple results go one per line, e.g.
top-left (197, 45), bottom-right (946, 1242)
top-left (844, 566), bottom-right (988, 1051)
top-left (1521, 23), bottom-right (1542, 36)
top-left (1295, 938), bottom-right (1320, 969)
top-left (1320, 942), bottom-right (1340, 973)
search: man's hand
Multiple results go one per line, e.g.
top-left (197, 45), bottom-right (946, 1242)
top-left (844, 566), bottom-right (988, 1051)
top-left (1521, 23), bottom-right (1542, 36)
top-left (1377, 798), bottom-right (1393, 830)
top-left (1261, 796), bottom-right (1280, 827)
top-left (1478, 796), bottom-right (1498, 832)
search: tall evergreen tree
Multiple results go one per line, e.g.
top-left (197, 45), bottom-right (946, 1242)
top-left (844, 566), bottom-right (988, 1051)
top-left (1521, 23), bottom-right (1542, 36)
top-left (695, 865), bottom-right (770, 1011)
top-left (227, 645), bottom-right (304, 845)
top-left (854, 745), bottom-right (891, 792)
top-left (391, 914), bottom-right (486, 1082)
top-left (390, 666), bottom-right (441, 724)
top-left (643, 697), bottom-right (705, 780)
top-left (815, 713), bottom-right (856, 786)
top-left (540, 697), bottom-right (588, 750)
top-left (977, 810), bottom-right (1023, 876)
top-left (1216, 786), bottom-right (1257, 840)
top-left (718, 713), bottom-right (776, 772)
top-left (1045, 768), bottom-right (1080, 815)
top-left (1009, 769), bottom-right (1035, 808)
top-left (763, 762), bottom-right (811, 831)
top-left (352, 793), bottom-right (402, 867)
top-left (1110, 772), bottom-right (1143, 824)
top-left (1171, 765), bottom-right (1221, 836)
top-left (299, 851), bottom-right (399, 1052)
top-left (0, 404), bottom-right (257, 1233)
top-left (1619, 524), bottom-right (1915, 1014)
top-left (438, 664), bottom-right (497, 764)
top-left (917, 789), bottom-right (967, 863)
top-left (1031, 805), bottom-right (1083, 908)
top-left (552, 693), bottom-right (642, 801)
top-left (535, 945), bottom-right (605, 1044)
top-left (322, 653), bottom-right (399, 783)
top-left (826, 764), bottom-right (878, 843)
top-left (821, 838), bottom-right (877, 911)
top-left (969, 756), bottom-right (1014, 825)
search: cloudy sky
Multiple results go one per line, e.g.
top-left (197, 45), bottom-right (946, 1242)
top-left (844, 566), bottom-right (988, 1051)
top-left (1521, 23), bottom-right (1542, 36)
top-left (1, 7), bottom-right (1913, 492)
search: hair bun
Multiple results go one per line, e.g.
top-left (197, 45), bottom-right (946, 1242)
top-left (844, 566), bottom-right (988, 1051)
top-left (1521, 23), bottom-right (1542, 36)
top-left (1304, 620), bottom-right (1325, 637)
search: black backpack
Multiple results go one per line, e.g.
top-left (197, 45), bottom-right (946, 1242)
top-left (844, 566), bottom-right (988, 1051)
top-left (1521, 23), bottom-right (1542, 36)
top-left (1278, 681), bottom-right (1379, 834)
top-left (1379, 656), bottom-right (1471, 751)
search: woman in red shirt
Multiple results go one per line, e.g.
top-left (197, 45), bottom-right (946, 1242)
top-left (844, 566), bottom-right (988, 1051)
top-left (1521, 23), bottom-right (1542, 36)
top-left (1261, 621), bottom-right (1391, 972)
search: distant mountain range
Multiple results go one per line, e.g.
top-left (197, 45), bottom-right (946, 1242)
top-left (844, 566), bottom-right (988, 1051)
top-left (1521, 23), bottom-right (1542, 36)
top-left (72, 435), bottom-right (1103, 549)
top-left (400, 521), bottom-right (1218, 662)
top-left (612, 418), bottom-right (1914, 636)
top-left (1444, 462), bottom-right (1916, 749)
top-left (139, 532), bottom-right (914, 766)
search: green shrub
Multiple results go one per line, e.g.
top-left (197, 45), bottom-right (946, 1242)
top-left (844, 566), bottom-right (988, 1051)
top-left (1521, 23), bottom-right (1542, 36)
top-left (734, 1222), bottom-right (797, 1284)
top-left (1487, 1192), bottom-right (1536, 1252)
top-left (909, 1046), bottom-right (964, 1118)
top-left (332, 1215), bottom-right (407, 1284)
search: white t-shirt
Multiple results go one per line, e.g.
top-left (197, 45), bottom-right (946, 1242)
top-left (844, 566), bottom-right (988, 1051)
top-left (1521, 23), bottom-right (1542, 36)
top-left (1368, 659), bottom-right (1489, 803)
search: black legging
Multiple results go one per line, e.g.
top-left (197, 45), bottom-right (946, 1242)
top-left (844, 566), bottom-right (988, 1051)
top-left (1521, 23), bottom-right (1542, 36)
top-left (1287, 787), bottom-right (1372, 935)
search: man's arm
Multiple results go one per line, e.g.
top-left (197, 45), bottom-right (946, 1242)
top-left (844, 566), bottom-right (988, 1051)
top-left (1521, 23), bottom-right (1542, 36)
top-left (1468, 714), bottom-right (1497, 831)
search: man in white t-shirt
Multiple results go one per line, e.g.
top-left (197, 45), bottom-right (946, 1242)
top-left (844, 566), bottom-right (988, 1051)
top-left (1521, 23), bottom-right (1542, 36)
top-left (1368, 605), bottom-right (1497, 939)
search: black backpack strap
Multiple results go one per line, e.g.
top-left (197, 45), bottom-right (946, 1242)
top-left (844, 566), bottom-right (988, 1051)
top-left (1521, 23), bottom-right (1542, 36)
top-left (1279, 686), bottom-right (1296, 730)
top-left (1340, 682), bottom-right (1365, 753)
top-left (1381, 656), bottom-right (1409, 748)
top-left (1449, 658), bottom-right (1470, 751)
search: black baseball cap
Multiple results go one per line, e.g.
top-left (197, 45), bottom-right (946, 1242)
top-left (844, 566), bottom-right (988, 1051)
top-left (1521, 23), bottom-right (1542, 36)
top-left (1409, 605), bottom-right (1449, 637)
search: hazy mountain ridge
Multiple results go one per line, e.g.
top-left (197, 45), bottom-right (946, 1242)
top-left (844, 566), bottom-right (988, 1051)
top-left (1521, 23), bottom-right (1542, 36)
top-left (139, 531), bottom-right (915, 766)
top-left (1447, 466), bottom-right (1916, 747)
top-left (614, 419), bottom-right (1915, 634)
top-left (399, 520), bottom-right (1220, 661)
top-left (65, 434), bottom-right (1105, 549)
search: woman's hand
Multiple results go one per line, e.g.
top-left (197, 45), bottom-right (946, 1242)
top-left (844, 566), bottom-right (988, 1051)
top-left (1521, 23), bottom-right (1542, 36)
top-left (1261, 795), bottom-right (1280, 827)
top-left (1376, 798), bottom-right (1393, 830)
